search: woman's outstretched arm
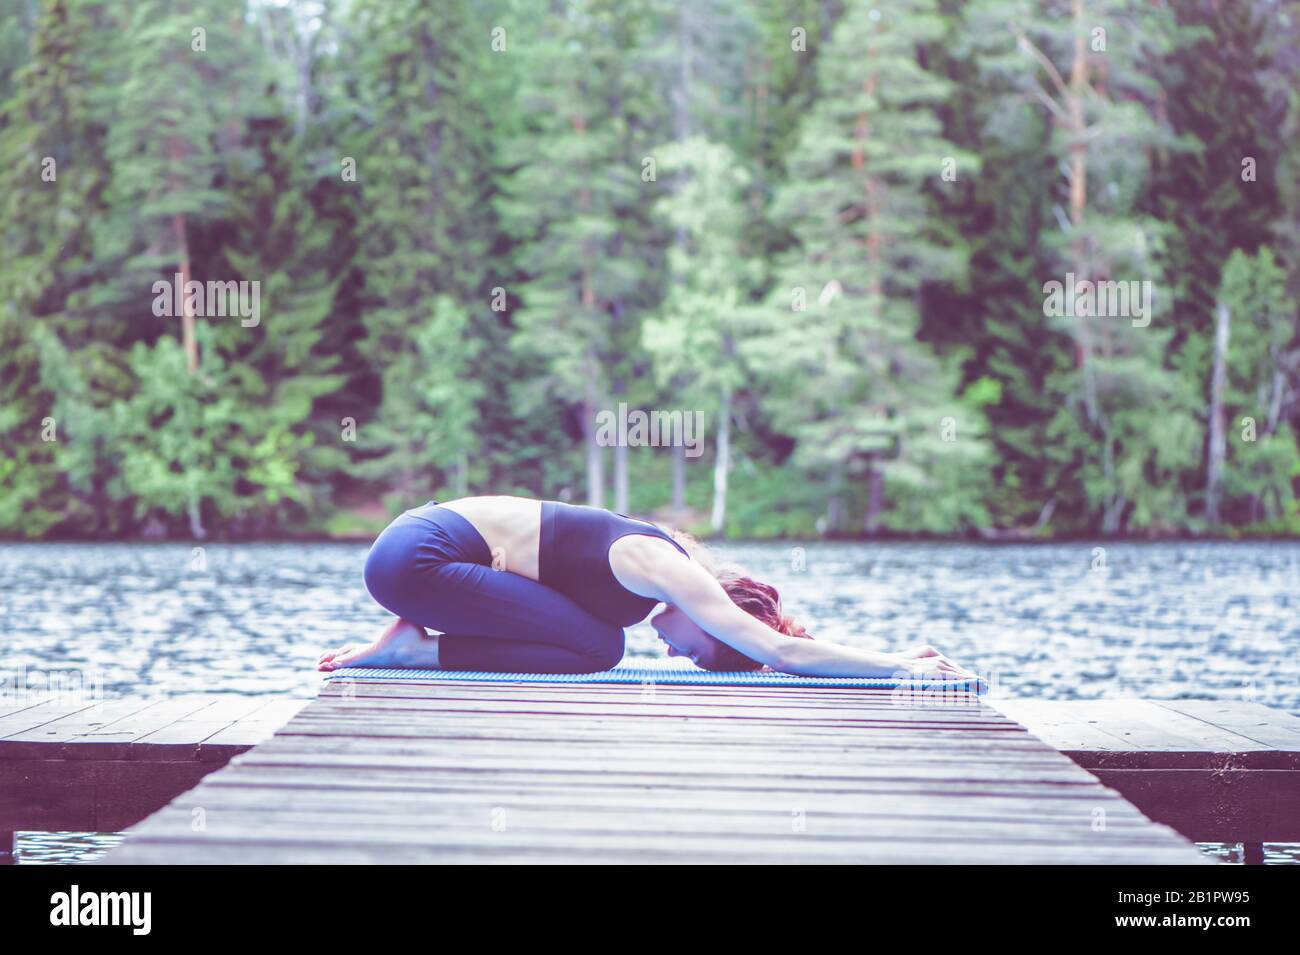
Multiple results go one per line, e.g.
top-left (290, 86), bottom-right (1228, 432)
top-left (623, 538), bottom-right (972, 679)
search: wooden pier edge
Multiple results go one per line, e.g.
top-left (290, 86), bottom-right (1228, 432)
top-left (91, 678), bottom-right (1213, 865)
top-left (989, 697), bottom-right (1300, 858)
top-left (0, 693), bottom-right (310, 856)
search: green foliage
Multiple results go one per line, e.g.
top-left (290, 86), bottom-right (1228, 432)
top-left (1216, 248), bottom-right (1300, 525)
top-left (0, 0), bottom-right (1296, 540)
top-left (743, 0), bottom-right (994, 535)
top-left (644, 137), bottom-right (756, 406)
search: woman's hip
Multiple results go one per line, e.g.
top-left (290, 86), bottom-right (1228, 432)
top-left (362, 502), bottom-right (492, 605)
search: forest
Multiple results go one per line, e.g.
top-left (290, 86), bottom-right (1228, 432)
top-left (1, 0), bottom-right (1297, 541)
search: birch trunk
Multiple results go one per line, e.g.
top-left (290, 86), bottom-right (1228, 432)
top-left (1205, 302), bottom-right (1231, 525)
top-left (710, 388), bottom-right (731, 533)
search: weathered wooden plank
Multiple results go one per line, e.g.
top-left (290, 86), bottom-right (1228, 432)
top-left (231, 747), bottom-right (1137, 788)
top-left (97, 681), bottom-right (1210, 865)
top-left (100, 826), bottom-right (1206, 866)
top-left (0, 698), bottom-right (101, 737)
top-left (176, 697), bottom-right (282, 722)
top-left (1154, 700), bottom-right (1300, 751)
top-left (281, 715), bottom-right (1057, 750)
top-left (57, 697), bottom-right (224, 759)
top-left (207, 763), bottom-right (1167, 804)
top-left (121, 803), bottom-right (1192, 851)
top-left (308, 698), bottom-right (1011, 728)
top-left (258, 731), bottom-right (1075, 769)
top-left (1, 697), bottom-right (166, 745)
top-left (175, 777), bottom-right (1162, 821)
top-left (1012, 700), bottom-right (1237, 752)
top-left (0, 696), bottom-right (66, 720)
top-left (101, 837), bottom-right (1200, 866)
top-left (991, 699), bottom-right (1300, 768)
top-left (991, 700), bottom-right (1158, 751)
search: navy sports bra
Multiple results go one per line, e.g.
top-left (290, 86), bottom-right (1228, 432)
top-left (538, 500), bottom-right (690, 627)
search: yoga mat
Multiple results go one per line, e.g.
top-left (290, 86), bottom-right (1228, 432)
top-left (322, 658), bottom-right (987, 693)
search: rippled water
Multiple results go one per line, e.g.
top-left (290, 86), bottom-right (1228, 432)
top-left (5, 540), bottom-right (1298, 864)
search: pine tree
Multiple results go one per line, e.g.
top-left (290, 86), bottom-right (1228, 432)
top-left (94, 0), bottom-right (251, 370)
top-left (349, 0), bottom-right (495, 504)
top-left (636, 0), bottom-right (761, 516)
top-left (748, 0), bottom-right (991, 534)
top-left (644, 137), bottom-right (758, 532)
top-left (212, 104), bottom-right (353, 528)
top-left (1214, 248), bottom-right (1300, 528)
top-left (1143, 0), bottom-right (1287, 525)
top-left (916, 0), bottom-right (1073, 535)
top-left (969, 0), bottom-right (1203, 534)
top-left (498, 0), bottom-right (666, 508)
top-left (0, 0), bottom-right (113, 535)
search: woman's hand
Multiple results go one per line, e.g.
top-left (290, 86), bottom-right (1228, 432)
top-left (892, 651), bottom-right (978, 681)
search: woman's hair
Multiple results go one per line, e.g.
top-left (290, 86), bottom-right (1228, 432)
top-left (667, 527), bottom-right (812, 671)
top-left (710, 569), bottom-right (812, 670)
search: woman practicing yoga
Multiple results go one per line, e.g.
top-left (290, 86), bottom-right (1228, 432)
top-left (318, 495), bottom-right (978, 679)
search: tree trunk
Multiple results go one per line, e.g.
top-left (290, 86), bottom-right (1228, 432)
top-left (170, 210), bottom-right (197, 374)
top-left (864, 458), bottom-right (885, 537)
top-left (1205, 302), bottom-right (1231, 525)
top-left (1069, 0), bottom-right (1099, 428)
top-left (667, 3), bottom-right (691, 522)
top-left (584, 387), bottom-right (604, 509)
top-left (1265, 359), bottom-right (1284, 436)
top-left (614, 441), bottom-right (628, 514)
top-left (454, 449), bottom-right (469, 497)
top-left (825, 457), bottom-right (844, 534)
top-left (710, 387), bottom-right (731, 534)
top-left (187, 493), bottom-right (206, 540)
top-left (671, 443), bottom-right (686, 511)
top-left (571, 111), bottom-right (604, 511)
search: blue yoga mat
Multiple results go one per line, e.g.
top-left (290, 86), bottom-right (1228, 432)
top-left (322, 658), bottom-right (987, 694)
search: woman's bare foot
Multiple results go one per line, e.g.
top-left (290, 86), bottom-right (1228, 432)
top-left (317, 618), bottom-right (439, 671)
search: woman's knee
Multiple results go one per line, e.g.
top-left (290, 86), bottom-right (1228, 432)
top-left (584, 624), bottom-right (626, 671)
top-left (363, 528), bottom-right (419, 612)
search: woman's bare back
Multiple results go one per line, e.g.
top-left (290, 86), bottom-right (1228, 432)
top-left (436, 495), bottom-right (542, 580)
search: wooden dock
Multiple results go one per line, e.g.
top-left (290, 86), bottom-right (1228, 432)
top-left (991, 698), bottom-right (1300, 863)
top-left (0, 693), bottom-right (308, 861)
top-left (95, 677), bottom-right (1211, 864)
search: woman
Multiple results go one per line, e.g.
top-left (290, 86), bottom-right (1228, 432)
top-left (318, 495), bottom-right (978, 680)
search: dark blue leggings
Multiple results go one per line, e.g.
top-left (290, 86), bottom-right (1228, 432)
top-left (361, 501), bottom-right (626, 673)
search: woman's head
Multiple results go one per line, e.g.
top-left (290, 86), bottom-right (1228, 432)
top-left (650, 554), bottom-right (812, 671)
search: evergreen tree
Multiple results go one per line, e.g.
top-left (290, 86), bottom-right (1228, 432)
top-left (644, 137), bottom-right (758, 532)
top-left (970, 0), bottom-right (1203, 534)
top-left (748, 0), bottom-right (992, 534)
top-left (349, 0), bottom-right (495, 503)
top-left (93, 0), bottom-right (253, 368)
top-left (0, 0), bottom-right (113, 535)
top-left (1142, 0), bottom-right (1287, 523)
top-left (498, 0), bottom-right (666, 508)
top-left (212, 104), bottom-right (354, 528)
top-left (1215, 248), bottom-right (1300, 528)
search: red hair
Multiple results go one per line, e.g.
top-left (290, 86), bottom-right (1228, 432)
top-left (707, 569), bottom-right (812, 671)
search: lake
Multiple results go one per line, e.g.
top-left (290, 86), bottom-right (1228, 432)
top-left (5, 539), bottom-right (1298, 864)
